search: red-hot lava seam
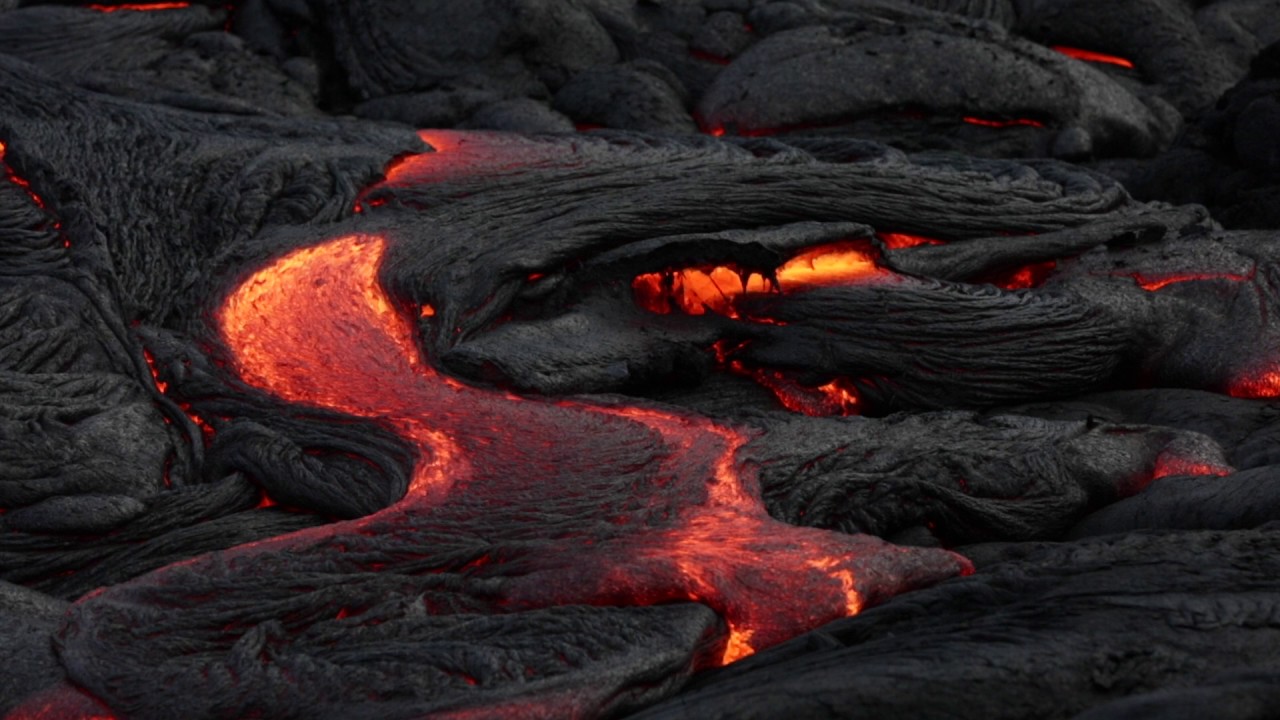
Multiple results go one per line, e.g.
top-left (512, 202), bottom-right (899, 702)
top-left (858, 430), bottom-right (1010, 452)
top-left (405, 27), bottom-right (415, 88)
top-left (1126, 271), bottom-right (1252, 292)
top-left (217, 231), bottom-right (969, 665)
top-left (86, 2), bottom-right (192, 11)
top-left (0, 141), bottom-right (68, 243)
top-left (631, 232), bottom-right (1056, 413)
top-left (1052, 45), bottom-right (1136, 69)
top-left (1114, 267), bottom-right (1274, 399)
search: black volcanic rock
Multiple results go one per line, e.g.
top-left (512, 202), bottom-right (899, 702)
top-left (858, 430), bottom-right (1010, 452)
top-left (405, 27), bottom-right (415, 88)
top-left (2, 2), bottom-right (1280, 719)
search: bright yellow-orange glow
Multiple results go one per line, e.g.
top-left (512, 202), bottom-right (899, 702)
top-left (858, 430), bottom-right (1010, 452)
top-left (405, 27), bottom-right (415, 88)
top-left (1052, 45), bottom-right (1136, 69)
top-left (633, 242), bottom-right (888, 318)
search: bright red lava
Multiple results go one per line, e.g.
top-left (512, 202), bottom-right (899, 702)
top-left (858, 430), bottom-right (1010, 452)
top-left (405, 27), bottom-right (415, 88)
top-left (990, 260), bottom-right (1057, 290)
top-left (1052, 45), bottom-right (1136, 69)
top-left (1228, 371), bottom-right (1280, 399)
top-left (217, 233), bottom-right (968, 666)
top-left (86, 2), bottom-right (191, 11)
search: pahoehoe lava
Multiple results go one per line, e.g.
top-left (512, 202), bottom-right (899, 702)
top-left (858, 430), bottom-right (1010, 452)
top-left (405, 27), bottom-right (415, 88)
top-left (3, 1), bottom-right (1280, 719)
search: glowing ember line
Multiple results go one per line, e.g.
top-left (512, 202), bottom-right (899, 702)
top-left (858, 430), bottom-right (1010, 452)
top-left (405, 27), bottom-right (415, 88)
top-left (962, 116), bottom-right (1046, 129)
top-left (0, 141), bottom-right (51, 211)
top-left (1052, 45), bottom-right (1135, 69)
top-left (86, 2), bottom-right (192, 11)
top-left (1128, 271), bottom-right (1250, 292)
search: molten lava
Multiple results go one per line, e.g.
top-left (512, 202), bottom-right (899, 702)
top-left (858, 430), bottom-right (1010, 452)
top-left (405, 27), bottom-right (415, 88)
top-left (212, 233), bottom-right (967, 666)
top-left (1228, 370), bottom-right (1280, 399)
top-left (633, 241), bottom-right (890, 318)
top-left (1052, 46), bottom-right (1136, 69)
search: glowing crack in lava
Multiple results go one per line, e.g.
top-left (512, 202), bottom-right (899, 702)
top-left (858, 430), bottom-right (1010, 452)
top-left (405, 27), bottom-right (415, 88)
top-left (1052, 45), bottom-right (1136, 69)
top-left (86, 3), bottom-right (192, 11)
top-left (632, 240), bottom-right (892, 318)
top-left (215, 233), bottom-right (969, 667)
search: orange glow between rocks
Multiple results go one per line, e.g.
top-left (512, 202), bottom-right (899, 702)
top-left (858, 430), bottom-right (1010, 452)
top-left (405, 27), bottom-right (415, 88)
top-left (878, 232), bottom-right (945, 249)
top-left (633, 241), bottom-right (889, 318)
top-left (215, 233), bottom-right (968, 667)
top-left (990, 260), bottom-right (1057, 290)
top-left (142, 348), bottom-right (215, 445)
top-left (1052, 46), bottom-right (1136, 69)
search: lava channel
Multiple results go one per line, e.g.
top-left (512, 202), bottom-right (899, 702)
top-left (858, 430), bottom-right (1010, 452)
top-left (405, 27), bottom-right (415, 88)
top-left (211, 233), bottom-right (970, 663)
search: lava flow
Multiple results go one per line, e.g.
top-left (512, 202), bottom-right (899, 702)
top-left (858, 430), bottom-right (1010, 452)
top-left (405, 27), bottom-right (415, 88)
top-left (632, 240), bottom-right (892, 318)
top-left (208, 232), bottom-right (968, 667)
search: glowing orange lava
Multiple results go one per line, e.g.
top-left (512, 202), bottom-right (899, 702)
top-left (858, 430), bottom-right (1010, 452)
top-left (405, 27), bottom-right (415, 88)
top-left (215, 234), bottom-right (968, 665)
top-left (1052, 46), bottom-right (1136, 69)
top-left (86, 2), bottom-right (191, 11)
top-left (633, 241), bottom-right (889, 318)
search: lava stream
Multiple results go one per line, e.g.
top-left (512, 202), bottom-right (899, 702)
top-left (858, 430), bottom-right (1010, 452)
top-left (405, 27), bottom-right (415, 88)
top-left (216, 233), bottom-right (969, 664)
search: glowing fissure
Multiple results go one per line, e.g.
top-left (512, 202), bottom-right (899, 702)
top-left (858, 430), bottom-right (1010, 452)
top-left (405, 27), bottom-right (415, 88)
top-left (86, 2), bottom-right (192, 11)
top-left (217, 234), bottom-right (967, 666)
top-left (635, 241), bottom-right (905, 416)
top-left (1052, 45), bottom-right (1136, 69)
top-left (1, 141), bottom-right (67, 243)
top-left (1126, 270), bottom-right (1252, 292)
top-left (632, 240), bottom-right (890, 318)
top-left (962, 116), bottom-right (1046, 129)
